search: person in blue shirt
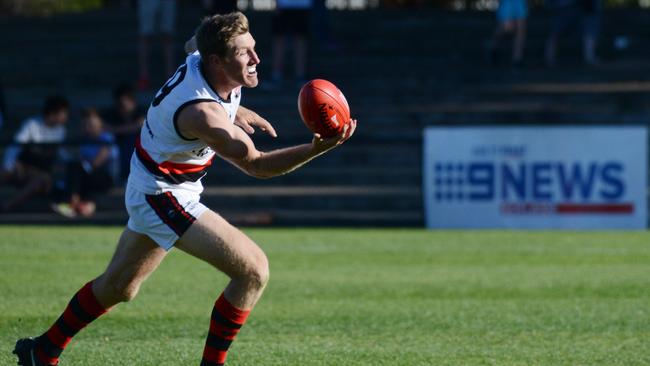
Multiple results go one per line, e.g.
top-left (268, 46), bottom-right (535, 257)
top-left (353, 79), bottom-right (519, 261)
top-left (485, 0), bottom-right (528, 68)
top-left (52, 108), bottom-right (115, 217)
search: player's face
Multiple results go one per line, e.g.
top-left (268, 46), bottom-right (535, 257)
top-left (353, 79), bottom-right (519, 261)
top-left (223, 32), bottom-right (260, 88)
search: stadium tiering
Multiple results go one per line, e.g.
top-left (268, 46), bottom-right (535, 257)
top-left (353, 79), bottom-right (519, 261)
top-left (1, 6), bottom-right (650, 225)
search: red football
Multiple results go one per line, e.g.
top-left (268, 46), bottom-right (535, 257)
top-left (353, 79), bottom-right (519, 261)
top-left (298, 79), bottom-right (351, 138)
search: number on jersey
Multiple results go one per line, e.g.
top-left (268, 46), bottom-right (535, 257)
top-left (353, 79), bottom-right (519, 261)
top-left (152, 64), bottom-right (188, 107)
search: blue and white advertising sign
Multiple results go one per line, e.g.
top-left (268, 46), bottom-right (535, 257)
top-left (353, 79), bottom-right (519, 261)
top-left (423, 127), bottom-right (647, 229)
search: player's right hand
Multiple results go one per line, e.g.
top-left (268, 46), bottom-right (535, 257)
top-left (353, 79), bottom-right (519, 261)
top-left (312, 118), bottom-right (357, 153)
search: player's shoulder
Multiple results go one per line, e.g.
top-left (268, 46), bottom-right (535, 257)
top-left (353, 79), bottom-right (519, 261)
top-left (176, 100), bottom-right (233, 141)
top-left (177, 100), bottom-right (230, 132)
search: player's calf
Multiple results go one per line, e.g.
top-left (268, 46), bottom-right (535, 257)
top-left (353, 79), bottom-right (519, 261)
top-left (200, 293), bottom-right (252, 366)
top-left (14, 281), bottom-right (110, 366)
top-left (199, 258), bottom-right (268, 366)
top-left (91, 229), bottom-right (167, 307)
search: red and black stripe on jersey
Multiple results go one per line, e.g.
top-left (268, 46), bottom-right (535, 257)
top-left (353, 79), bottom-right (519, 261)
top-left (135, 136), bottom-right (213, 185)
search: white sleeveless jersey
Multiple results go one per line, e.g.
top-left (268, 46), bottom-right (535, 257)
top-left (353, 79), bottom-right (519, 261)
top-left (128, 51), bottom-right (241, 194)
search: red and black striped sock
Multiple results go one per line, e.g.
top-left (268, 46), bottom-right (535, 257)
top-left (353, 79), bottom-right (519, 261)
top-left (200, 293), bottom-right (251, 366)
top-left (35, 281), bottom-right (109, 365)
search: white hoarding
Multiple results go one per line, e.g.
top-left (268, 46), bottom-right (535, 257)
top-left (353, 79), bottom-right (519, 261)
top-left (423, 127), bottom-right (647, 229)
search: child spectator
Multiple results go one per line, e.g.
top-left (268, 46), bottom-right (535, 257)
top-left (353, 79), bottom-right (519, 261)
top-left (52, 108), bottom-right (114, 218)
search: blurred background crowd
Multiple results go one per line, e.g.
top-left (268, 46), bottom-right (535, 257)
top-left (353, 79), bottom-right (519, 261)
top-left (0, 0), bottom-right (648, 224)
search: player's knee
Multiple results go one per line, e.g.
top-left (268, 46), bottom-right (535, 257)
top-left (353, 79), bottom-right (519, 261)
top-left (101, 278), bottom-right (140, 303)
top-left (94, 275), bottom-right (140, 304)
top-left (113, 283), bottom-right (140, 303)
top-left (246, 252), bottom-right (269, 290)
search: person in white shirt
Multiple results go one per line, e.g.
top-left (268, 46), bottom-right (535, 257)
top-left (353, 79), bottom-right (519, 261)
top-left (1, 95), bottom-right (69, 213)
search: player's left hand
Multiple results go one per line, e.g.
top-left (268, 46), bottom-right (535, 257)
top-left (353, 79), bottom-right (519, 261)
top-left (235, 109), bottom-right (278, 138)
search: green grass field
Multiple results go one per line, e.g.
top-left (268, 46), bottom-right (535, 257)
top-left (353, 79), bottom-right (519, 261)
top-left (1, 226), bottom-right (650, 365)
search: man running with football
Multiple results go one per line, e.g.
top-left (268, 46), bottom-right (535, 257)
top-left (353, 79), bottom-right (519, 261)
top-left (14, 12), bottom-right (356, 366)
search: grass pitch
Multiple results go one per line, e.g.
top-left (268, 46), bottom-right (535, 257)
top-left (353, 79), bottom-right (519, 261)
top-left (1, 226), bottom-right (649, 365)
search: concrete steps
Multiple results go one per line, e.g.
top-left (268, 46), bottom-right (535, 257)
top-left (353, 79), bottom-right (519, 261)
top-left (0, 184), bottom-right (423, 226)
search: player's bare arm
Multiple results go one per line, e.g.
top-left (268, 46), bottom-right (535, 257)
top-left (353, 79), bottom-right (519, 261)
top-left (177, 102), bottom-right (356, 179)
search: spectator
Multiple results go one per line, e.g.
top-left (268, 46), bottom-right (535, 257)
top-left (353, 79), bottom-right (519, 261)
top-left (312, 0), bottom-right (339, 52)
top-left (103, 83), bottom-right (145, 182)
top-left (201, 0), bottom-right (237, 15)
top-left (0, 95), bottom-right (69, 213)
top-left (545, 0), bottom-right (602, 66)
top-left (137, 0), bottom-right (177, 90)
top-left (581, 0), bottom-right (602, 65)
top-left (267, 0), bottom-right (313, 89)
top-left (485, 0), bottom-right (528, 68)
top-left (52, 108), bottom-right (114, 218)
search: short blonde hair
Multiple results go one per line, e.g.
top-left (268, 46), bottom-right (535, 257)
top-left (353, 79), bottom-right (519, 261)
top-left (196, 12), bottom-right (249, 61)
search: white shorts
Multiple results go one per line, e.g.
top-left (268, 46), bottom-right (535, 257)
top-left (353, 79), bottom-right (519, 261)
top-left (125, 183), bottom-right (208, 250)
top-left (138, 0), bottom-right (176, 35)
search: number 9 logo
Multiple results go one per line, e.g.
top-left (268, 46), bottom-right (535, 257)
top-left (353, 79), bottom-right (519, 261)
top-left (152, 64), bottom-right (188, 107)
